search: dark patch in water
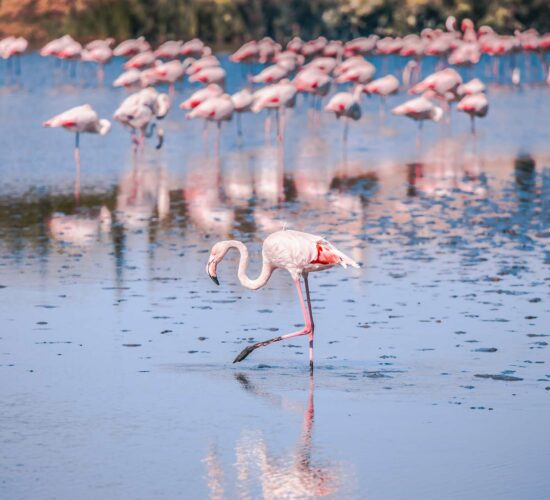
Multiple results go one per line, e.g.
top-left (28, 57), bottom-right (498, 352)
top-left (475, 374), bottom-right (523, 382)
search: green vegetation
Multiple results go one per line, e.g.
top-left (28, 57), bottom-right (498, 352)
top-left (3, 0), bottom-right (550, 45)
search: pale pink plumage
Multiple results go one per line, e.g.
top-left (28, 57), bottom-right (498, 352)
top-left (206, 229), bottom-right (359, 366)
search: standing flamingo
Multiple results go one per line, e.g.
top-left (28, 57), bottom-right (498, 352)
top-left (457, 93), bottom-right (489, 133)
top-left (43, 105), bottom-right (111, 200)
top-left (206, 229), bottom-right (359, 369)
top-left (324, 84), bottom-right (363, 144)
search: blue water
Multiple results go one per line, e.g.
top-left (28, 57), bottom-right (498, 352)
top-left (0, 53), bottom-right (549, 499)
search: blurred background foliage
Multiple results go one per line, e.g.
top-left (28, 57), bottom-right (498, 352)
top-left (1, 0), bottom-right (549, 45)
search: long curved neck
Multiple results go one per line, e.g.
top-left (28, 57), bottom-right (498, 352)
top-left (228, 240), bottom-right (273, 290)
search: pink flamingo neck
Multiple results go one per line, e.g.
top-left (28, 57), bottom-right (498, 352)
top-left (225, 240), bottom-right (274, 290)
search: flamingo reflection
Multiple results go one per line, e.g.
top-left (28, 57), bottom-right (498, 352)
top-left (203, 373), bottom-right (344, 499)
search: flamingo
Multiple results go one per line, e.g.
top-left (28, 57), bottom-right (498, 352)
top-left (344, 36), bottom-right (378, 57)
top-left (251, 80), bottom-right (297, 141)
top-left (43, 104), bottom-right (111, 200)
top-left (457, 93), bottom-right (488, 133)
top-left (231, 88), bottom-right (254, 136)
top-left (180, 39), bottom-right (207, 58)
top-left (153, 59), bottom-right (193, 94)
top-left (457, 78), bottom-right (486, 96)
top-left (124, 50), bottom-right (155, 70)
top-left (335, 60), bottom-right (375, 84)
top-left (81, 43), bottom-right (112, 83)
top-left (186, 55), bottom-right (220, 75)
top-left (113, 69), bottom-right (141, 88)
top-left (392, 96), bottom-right (443, 152)
top-left (324, 84), bottom-right (363, 143)
top-left (189, 66), bottom-right (226, 85)
top-left (364, 75), bottom-right (400, 116)
top-left (180, 84), bottom-right (223, 110)
top-left (187, 94), bottom-right (234, 154)
top-left (154, 40), bottom-right (183, 60)
top-left (113, 37), bottom-right (150, 57)
top-left (114, 87), bottom-right (170, 149)
top-left (251, 63), bottom-right (290, 84)
top-left (206, 229), bottom-right (359, 368)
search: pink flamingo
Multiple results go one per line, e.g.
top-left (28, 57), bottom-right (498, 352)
top-left (153, 59), bottom-right (193, 94)
top-left (251, 80), bottom-right (296, 141)
top-left (113, 69), bottom-right (141, 88)
top-left (231, 88), bottom-right (254, 136)
top-left (154, 40), bottom-right (183, 60)
top-left (180, 84), bottom-right (223, 110)
top-left (364, 74), bottom-right (400, 116)
top-left (187, 94), bottom-right (234, 154)
top-left (43, 104), bottom-right (111, 200)
top-left (113, 37), bottom-right (150, 57)
top-left (180, 39), bottom-right (207, 58)
top-left (114, 87), bottom-right (170, 149)
top-left (206, 229), bottom-right (359, 368)
top-left (81, 43), bottom-right (112, 83)
top-left (324, 84), bottom-right (363, 143)
top-left (335, 60), bottom-right (375, 84)
top-left (392, 96), bottom-right (443, 151)
top-left (124, 50), bottom-right (155, 70)
top-left (344, 36), bottom-right (378, 57)
top-left (457, 93), bottom-right (488, 133)
top-left (189, 66), bottom-right (226, 85)
top-left (251, 63), bottom-right (290, 84)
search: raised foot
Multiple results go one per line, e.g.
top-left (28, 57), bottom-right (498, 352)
top-left (233, 344), bottom-right (258, 363)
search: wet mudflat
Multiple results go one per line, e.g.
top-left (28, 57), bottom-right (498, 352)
top-left (1, 54), bottom-right (550, 499)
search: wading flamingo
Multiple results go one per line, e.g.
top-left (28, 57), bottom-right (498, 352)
top-left (457, 92), bottom-right (488, 133)
top-left (43, 104), bottom-right (111, 200)
top-left (206, 229), bottom-right (359, 369)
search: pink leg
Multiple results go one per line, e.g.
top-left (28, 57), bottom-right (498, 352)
top-left (303, 274), bottom-right (315, 371)
top-left (233, 278), bottom-right (312, 363)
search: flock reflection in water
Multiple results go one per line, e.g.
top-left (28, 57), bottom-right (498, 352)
top-left (0, 121), bottom-right (548, 500)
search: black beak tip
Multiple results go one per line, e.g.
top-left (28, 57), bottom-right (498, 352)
top-left (209, 274), bottom-right (220, 286)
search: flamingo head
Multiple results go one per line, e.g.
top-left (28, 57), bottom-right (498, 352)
top-left (206, 241), bottom-right (231, 285)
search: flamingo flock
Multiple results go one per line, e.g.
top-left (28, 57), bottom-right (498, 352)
top-left (3, 17), bottom-right (549, 367)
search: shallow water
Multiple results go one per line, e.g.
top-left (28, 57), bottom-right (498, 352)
top-left (1, 54), bottom-right (550, 499)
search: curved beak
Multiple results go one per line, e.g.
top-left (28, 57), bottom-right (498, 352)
top-left (206, 258), bottom-right (219, 286)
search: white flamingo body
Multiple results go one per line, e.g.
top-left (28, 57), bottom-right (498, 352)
top-left (114, 88), bottom-right (170, 147)
top-left (187, 95), bottom-right (234, 122)
top-left (304, 57), bottom-right (338, 74)
top-left (231, 89), bottom-right (254, 112)
top-left (251, 81), bottom-right (297, 112)
top-left (124, 51), bottom-right (155, 70)
top-left (230, 41), bottom-right (259, 63)
top-left (335, 61), bottom-right (375, 84)
top-left (364, 75), bottom-right (400, 96)
top-left (325, 86), bottom-right (363, 120)
top-left (392, 97), bottom-right (443, 122)
top-left (410, 68), bottom-right (462, 95)
top-left (180, 84), bottom-right (223, 110)
top-left (43, 104), bottom-right (111, 135)
top-left (294, 68), bottom-right (331, 96)
top-left (113, 37), bottom-right (150, 57)
top-left (154, 40), bottom-right (183, 60)
top-left (0, 36), bottom-right (27, 58)
top-left (251, 64), bottom-right (290, 84)
top-left (206, 229), bottom-right (359, 367)
top-left (186, 55), bottom-right (220, 75)
top-left (457, 78), bottom-right (486, 96)
top-left (180, 39), bottom-right (206, 57)
top-left (189, 66), bottom-right (226, 85)
top-left (113, 69), bottom-right (141, 88)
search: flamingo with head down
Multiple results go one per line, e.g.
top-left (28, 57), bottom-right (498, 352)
top-left (206, 229), bottom-right (359, 369)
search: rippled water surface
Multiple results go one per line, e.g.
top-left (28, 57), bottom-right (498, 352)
top-left (1, 54), bottom-right (550, 499)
